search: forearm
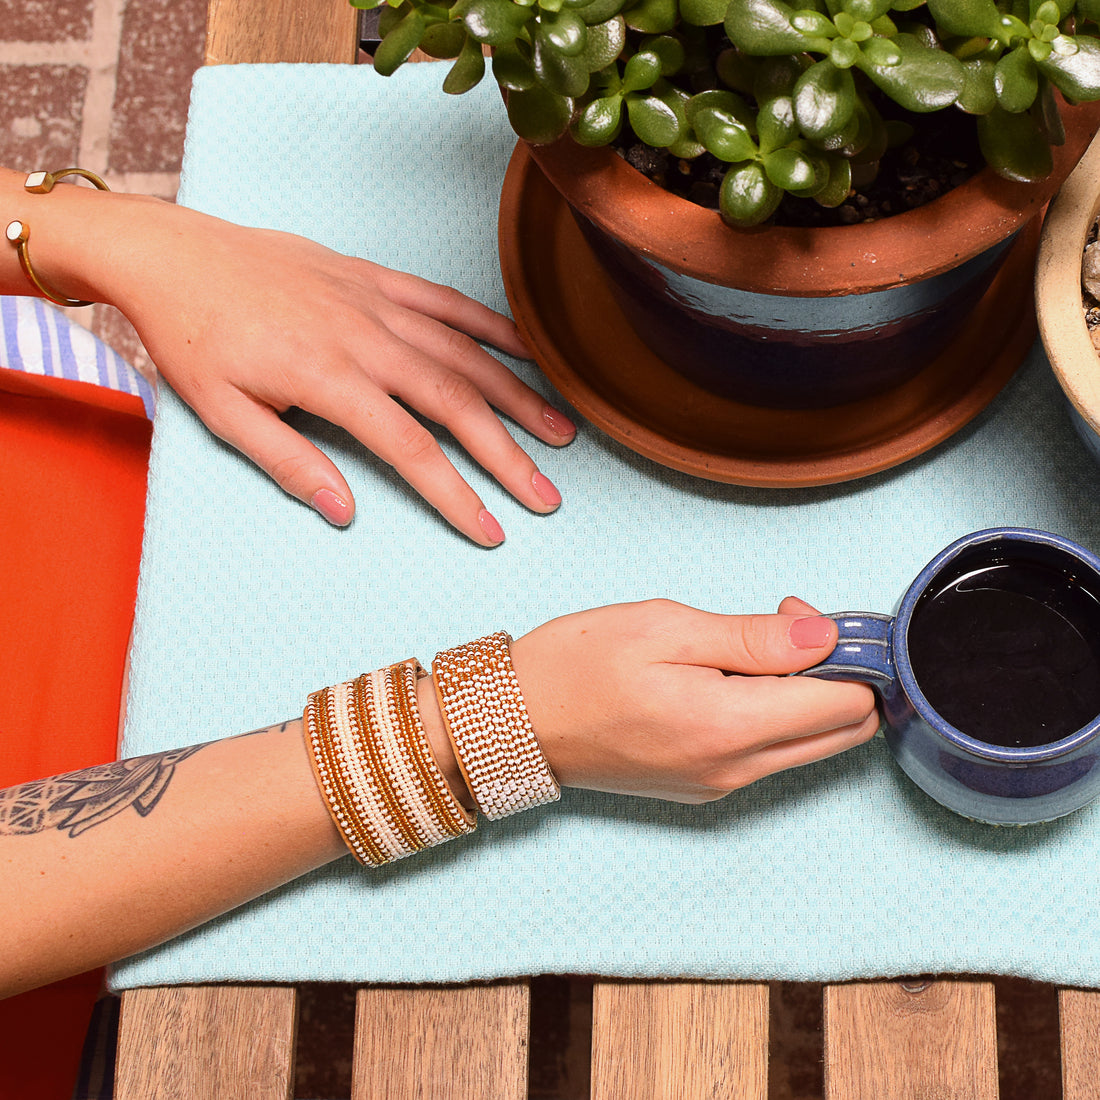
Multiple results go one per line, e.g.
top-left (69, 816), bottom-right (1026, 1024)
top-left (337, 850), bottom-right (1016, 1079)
top-left (0, 720), bottom-right (345, 997)
top-left (0, 681), bottom-right (471, 998)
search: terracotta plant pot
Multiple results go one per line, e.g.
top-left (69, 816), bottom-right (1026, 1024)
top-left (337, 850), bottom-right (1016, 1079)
top-left (1036, 129), bottom-right (1100, 461)
top-left (524, 101), bottom-right (1100, 412)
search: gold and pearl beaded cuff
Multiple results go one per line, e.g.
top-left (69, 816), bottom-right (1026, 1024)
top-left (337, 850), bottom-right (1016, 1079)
top-left (304, 661), bottom-right (476, 866)
top-left (431, 631), bottom-right (560, 820)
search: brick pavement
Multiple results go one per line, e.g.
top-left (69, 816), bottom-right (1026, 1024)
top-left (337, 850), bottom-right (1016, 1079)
top-left (0, 0), bottom-right (207, 374)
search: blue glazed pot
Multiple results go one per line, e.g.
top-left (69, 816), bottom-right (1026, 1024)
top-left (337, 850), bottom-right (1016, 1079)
top-left (805, 528), bottom-right (1100, 826)
top-left (527, 103), bottom-right (1100, 412)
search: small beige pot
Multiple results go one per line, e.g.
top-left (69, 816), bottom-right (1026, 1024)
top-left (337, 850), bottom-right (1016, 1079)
top-left (1037, 130), bottom-right (1100, 457)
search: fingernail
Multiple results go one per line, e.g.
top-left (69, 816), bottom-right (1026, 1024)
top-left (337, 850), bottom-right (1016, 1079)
top-left (532, 471), bottom-right (561, 508)
top-left (311, 488), bottom-right (352, 526)
top-left (478, 508), bottom-right (505, 545)
top-left (543, 406), bottom-right (576, 438)
top-left (789, 616), bottom-right (835, 649)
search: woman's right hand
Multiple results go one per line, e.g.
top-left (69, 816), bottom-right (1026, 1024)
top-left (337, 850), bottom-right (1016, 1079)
top-left (510, 596), bottom-right (879, 803)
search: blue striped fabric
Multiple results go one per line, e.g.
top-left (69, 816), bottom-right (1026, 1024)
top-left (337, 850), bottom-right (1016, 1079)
top-left (0, 295), bottom-right (155, 419)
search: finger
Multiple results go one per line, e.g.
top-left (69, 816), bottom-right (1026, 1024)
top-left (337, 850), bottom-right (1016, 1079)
top-left (384, 352), bottom-right (564, 515)
top-left (376, 268), bottom-right (532, 359)
top-left (306, 379), bottom-right (508, 546)
top-left (738, 711), bottom-right (881, 785)
top-left (714, 672), bottom-right (878, 746)
top-left (777, 595), bottom-right (823, 616)
top-left (666, 606), bottom-right (842, 675)
top-left (199, 394), bottom-right (356, 526)
top-left (385, 306), bottom-right (576, 448)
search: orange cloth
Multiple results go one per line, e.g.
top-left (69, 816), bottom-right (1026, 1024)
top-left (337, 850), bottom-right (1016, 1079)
top-left (0, 367), bottom-right (151, 1099)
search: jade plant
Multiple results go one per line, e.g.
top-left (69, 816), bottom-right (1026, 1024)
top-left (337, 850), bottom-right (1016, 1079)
top-left (355, 0), bottom-right (1100, 225)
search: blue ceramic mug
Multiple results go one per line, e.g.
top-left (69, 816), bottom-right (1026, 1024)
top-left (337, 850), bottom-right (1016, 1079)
top-left (803, 528), bottom-right (1100, 825)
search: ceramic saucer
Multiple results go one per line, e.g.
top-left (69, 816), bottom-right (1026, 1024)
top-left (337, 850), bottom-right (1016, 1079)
top-left (497, 143), bottom-right (1038, 487)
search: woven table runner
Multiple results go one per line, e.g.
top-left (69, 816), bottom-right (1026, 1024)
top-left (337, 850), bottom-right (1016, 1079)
top-left (112, 62), bottom-right (1100, 989)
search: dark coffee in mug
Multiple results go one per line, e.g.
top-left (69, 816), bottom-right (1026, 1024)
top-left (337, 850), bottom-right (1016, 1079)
top-left (906, 558), bottom-right (1100, 748)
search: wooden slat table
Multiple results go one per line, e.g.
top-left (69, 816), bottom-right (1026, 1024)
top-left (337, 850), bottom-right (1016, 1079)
top-left (112, 2), bottom-right (1100, 1095)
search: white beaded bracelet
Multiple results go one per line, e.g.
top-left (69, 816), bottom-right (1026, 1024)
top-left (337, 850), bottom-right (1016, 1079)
top-left (431, 631), bottom-right (560, 820)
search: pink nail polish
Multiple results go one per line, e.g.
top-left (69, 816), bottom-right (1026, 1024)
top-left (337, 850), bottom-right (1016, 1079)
top-left (478, 509), bottom-right (505, 545)
top-left (532, 471), bottom-right (562, 508)
top-left (543, 406), bottom-right (576, 438)
top-left (789, 616), bottom-right (835, 649)
top-left (311, 488), bottom-right (352, 526)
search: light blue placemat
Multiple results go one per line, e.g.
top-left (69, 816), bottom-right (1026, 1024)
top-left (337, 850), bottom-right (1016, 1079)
top-left (112, 62), bottom-right (1100, 990)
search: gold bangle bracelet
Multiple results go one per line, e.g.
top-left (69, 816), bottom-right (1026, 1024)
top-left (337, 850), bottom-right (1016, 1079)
top-left (5, 168), bottom-right (110, 308)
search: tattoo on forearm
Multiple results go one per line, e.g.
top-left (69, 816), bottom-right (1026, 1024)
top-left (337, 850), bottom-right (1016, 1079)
top-left (0, 745), bottom-right (204, 839)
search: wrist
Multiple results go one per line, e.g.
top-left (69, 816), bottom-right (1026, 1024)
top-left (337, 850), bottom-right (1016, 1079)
top-left (1, 167), bottom-right (165, 306)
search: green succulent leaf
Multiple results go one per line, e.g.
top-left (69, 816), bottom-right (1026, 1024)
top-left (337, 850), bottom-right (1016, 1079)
top-left (623, 49), bottom-right (664, 89)
top-left (719, 161), bottom-right (783, 225)
top-left (645, 33), bottom-right (687, 73)
top-left (724, 0), bottom-right (823, 54)
top-left (857, 37), bottom-right (900, 67)
top-left (844, 0), bottom-right (893, 20)
top-left (680, 0), bottom-right (729, 26)
top-left (659, 86), bottom-right (707, 155)
top-left (994, 45), bottom-right (1039, 111)
top-left (858, 31), bottom-right (966, 111)
top-left (925, 0), bottom-right (1005, 40)
top-left (789, 9), bottom-right (836, 37)
top-left (443, 35), bottom-right (487, 90)
top-left (623, 0), bottom-right (678, 33)
top-left (751, 54), bottom-right (803, 100)
top-left (813, 154), bottom-right (853, 206)
top-left (577, 16), bottom-right (626, 70)
top-left (350, 0), bottom-right (384, 9)
top-left (576, 0), bottom-right (627, 23)
top-left (793, 58), bottom-right (857, 139)
top-left (493, 42), bottom-right (538, 88)
top-left (958, 57), bottom-right (997, 113)
top-left (625, 93), bottom-right (683, 144)
top-left (1037, 35), bottom-right (1100, 100)
top-left (505, 84), bottom-right (574, 141)
top-left (1076, 0), bottom-right (1100, 21)
top-left (573, 94), bottom-right (624, 142)
top-left (763, 145), bottom-right (818, 190)
top-left (977, 104), bottom-right (1053, 180)
top-left (419, 20), bottom-right (468, 57)
top-left (373, 9), bottom-right (427, 75)
top-left (537, 9), bottom-right (589, 54)
top-left (685, 88), bottom-right (755, 128)
top-left (756, 94), bottom-right (798, 152)
top-left (453, 0), bottom-right (533, 43)
top-left (694, 106), bottom-right (758, 159)
top-left (830, 37), bottom-right (861, 67)
top-left (533, 34), bottom-right (592, 93)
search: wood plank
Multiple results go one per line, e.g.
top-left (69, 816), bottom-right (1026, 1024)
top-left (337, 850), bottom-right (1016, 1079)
top-left (114, 985), bottom-right (297, 1100)
top-left (824, 979), bottom-right (998, 1100)
top-left (352, 981), bottom-right (530, 1099)
top-left (205, 0), bottom-right (359, 65)
top-left (590, 980), bottom-right (769, 1100)
top-left (1060, 988), bottom-right (1100, 1099)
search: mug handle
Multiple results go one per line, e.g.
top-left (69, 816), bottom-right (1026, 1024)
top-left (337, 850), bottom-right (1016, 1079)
top-left (796, 612), bottom-right (896, 692)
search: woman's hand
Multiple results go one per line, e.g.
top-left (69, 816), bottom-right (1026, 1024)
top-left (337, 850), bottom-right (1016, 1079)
top-left (62, 192), bottom-right (576, 545)
top-left (510, 596), bottom-right (879, 802)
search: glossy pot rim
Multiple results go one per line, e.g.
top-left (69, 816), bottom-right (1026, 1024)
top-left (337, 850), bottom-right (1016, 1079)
top-left (892, 527), bottom-right (1100, 764)
top-left (525, 100), bottom-right (1100, 298)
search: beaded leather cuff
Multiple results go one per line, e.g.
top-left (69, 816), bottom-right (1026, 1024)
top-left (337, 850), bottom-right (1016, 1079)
top-left (431, 631), bottom-right (560, 820)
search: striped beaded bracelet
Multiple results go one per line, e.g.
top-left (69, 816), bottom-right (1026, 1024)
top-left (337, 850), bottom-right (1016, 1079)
top-left (431, 631), bottom-right (560, 820)
top-left (304, 660), bottom-right (476, 866)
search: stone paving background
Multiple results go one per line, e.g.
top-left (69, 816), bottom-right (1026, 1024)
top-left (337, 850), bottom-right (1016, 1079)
top-left (0, 1), bottom-right (1068, 1095)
